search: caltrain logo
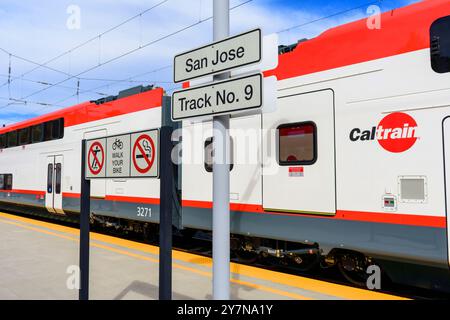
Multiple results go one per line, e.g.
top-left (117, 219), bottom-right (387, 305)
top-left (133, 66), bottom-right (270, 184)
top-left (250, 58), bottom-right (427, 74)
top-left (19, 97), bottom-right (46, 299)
top-left (349, 112), bottom-right (418, 153)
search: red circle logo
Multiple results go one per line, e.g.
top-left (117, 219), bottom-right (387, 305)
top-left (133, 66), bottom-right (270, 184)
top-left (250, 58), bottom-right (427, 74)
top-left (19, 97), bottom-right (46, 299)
top-left (377, 112), bottom-right (418, 153)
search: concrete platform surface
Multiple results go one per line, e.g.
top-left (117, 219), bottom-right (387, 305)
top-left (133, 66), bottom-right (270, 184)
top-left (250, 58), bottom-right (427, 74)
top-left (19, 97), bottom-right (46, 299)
top-left (0, 212), bottom-right (408, 300)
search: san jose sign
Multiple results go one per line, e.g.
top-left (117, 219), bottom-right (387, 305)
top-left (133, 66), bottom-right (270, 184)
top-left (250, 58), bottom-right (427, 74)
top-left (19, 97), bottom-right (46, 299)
top-left (173, 29), bottom-right (262, 83)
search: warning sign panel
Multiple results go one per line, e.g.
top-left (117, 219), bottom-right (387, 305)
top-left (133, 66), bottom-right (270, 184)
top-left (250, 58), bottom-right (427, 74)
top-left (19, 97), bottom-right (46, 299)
top-left (130, 130), bottom-right (159, 178)
top-left (106, 134), bottom-right (131, 178)
top-left (85, 129), bottom-right (159, 179)
top-left (86, 139), bottom-right (106, 178)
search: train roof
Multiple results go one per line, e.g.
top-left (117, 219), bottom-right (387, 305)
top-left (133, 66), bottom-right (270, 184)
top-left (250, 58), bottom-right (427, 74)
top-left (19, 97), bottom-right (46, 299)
top-left (0, 86), bottom-right (164, 135)
top-left (266, 0), bottom-right (450, 80)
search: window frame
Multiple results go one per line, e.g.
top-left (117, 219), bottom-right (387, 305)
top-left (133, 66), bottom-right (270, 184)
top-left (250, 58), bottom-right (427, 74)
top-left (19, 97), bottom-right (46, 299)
top-left (47, 164), bottom-right (53, 194)
top-left (44, 118), bottom-right (64, 141)
top-left (3, 174), bottom-right (12, 190)
top-left (31, 124), bottom-right (44, 143)
top-left (18, 127), bottom-right (31, 146)
top-left (0, 134), bottom-right (6, 149)
top-left (55, 163), bottom-right (62, 194)
top-left (430, 15), bottom-right (450, 74)
top-left (277, 121), bottom-right (318, 166)
top-left (204, 136), bottom-right (234, 173)
top-left (7, 131), bottom-right (18, 148)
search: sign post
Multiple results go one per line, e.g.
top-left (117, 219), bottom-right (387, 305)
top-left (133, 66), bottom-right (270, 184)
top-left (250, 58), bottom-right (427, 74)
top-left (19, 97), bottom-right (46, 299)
top-left (158, 126), bottom-right (174, 300)
top-left (79, 139), bottom-right (91, 300)
top-left (80, 128), bottom-right (166, 300)
top-left (172, 0), bottom-right (274, 300)
top-left (212, 0), bottom-right (231, 300)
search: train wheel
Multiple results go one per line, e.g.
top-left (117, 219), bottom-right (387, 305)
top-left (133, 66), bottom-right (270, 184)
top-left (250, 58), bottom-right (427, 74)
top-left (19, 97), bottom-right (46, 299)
top-left (235, 249), bottom-right (259, 264)
top-left (337, 252), bottom-right (370, 287)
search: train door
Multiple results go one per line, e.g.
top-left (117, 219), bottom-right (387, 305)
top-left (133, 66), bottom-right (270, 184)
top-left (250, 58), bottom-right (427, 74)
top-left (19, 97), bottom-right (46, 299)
top-left (442, 117), bottom-right (450, 267)
top-left (45, 155), bottom-right (64, 214)
top-left (83, 129), bottom-right (107, 198)
top-left (262, 89), bottom-right (336, 215)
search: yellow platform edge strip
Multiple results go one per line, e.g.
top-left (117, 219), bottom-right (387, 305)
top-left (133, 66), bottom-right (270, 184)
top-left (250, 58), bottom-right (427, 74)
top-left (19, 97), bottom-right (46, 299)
top-left (0, 212), bottom-right (409, 300)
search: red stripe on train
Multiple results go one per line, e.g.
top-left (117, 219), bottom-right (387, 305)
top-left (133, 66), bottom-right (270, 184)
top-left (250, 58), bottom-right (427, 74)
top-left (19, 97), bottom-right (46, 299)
top-left (62, 192), bottom-right (160, 205)
top-left (0, 189), bottom-right (45, 196)
top-left (1, 189), bottom-right (445, 228)
top-left (181, 200), bottom-right (446, 228)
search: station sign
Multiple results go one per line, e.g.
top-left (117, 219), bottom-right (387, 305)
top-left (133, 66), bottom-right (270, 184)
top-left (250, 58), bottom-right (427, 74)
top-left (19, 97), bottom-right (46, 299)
top-left (171, 73), bottom-right (262, 121)
top-left (85, 129), bottom-right (159, 179)
top-left (174, 29), bottom-right (261, 83)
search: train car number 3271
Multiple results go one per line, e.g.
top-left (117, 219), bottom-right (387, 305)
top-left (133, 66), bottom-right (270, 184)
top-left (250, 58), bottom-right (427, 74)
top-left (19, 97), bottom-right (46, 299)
top-left (137, 206), bottom-right (152, 218)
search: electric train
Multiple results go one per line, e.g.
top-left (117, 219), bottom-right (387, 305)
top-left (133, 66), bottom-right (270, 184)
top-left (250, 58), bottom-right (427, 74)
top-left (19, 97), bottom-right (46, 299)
top-left (1, 0), bottom-right (450, 292)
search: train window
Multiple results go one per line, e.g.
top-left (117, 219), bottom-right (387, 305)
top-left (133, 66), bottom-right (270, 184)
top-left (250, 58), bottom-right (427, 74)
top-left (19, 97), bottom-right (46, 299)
top-left (204, 137), bottom-right (234, 172)
top-left (44, 118), bottom-right (64, 141)
top-left (55, 163), bottom-right (61, 194)
top-left (44, 121), bottom-right (53, 141)
top-left (18, 127), bottom-right (30, 146)
top-left (31, 124), bottom-right (44, 143)
top-left (47, 164), bottom-right (53, 194)
top-left (430, 16), bottom-right (450, 73)
top-left (52, 118), bottom-right (64, 139)
top-left (0, 134), bottom-right (6, 149)
top-left (0, 175), bottom-right (3, 189)
top-left (278, 122), bottom-right (317, 166)
top-left (4, 174), bottom-right (12, 190)
top-left (7, 131), bottom-right (18, 148)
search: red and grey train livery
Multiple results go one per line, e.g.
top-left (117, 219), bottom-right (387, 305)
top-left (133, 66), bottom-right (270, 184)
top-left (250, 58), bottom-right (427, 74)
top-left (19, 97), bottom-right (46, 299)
top-left (1, 0), bottom-right (450, 292)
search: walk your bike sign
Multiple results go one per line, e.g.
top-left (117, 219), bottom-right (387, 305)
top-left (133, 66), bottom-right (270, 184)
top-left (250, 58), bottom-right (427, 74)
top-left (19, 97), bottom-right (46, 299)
top-left (85, 129), bottom-right (159, 179)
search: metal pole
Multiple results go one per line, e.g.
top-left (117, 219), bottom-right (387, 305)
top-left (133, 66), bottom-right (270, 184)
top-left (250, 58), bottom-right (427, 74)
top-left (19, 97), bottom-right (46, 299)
top-left (159, 126), bottom-right (174, 300)
top-left (212, 0), bottom-right (230, 300)
top-left (79, 139), bottom-right (91, 300)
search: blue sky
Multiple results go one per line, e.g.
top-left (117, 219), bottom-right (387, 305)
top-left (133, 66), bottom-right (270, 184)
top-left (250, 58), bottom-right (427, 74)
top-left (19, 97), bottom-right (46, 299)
top-left (0, 0), bottom-right (418, 125)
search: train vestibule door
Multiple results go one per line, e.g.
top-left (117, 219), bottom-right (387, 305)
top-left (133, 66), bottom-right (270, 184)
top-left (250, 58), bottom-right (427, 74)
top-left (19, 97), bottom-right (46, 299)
top-left (262, 89), bottom-right (336, 215)
top-left (45, 155), bottom-right (64, 214)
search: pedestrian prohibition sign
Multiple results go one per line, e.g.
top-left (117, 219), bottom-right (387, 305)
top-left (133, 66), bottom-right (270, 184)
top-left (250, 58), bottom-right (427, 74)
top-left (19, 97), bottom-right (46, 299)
top-left (130, 130), bottom-right (159, 178)
top-left (85, 138), bottom-right (106, 178)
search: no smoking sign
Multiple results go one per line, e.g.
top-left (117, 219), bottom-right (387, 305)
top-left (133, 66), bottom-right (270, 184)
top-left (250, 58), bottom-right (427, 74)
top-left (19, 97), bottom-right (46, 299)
top-left (131, 130), bottom-right (159, 178)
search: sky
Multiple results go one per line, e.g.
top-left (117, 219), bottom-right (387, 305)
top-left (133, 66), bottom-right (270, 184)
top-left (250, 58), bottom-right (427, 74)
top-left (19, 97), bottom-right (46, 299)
top-left (0, 0), bottom-right (419, 125)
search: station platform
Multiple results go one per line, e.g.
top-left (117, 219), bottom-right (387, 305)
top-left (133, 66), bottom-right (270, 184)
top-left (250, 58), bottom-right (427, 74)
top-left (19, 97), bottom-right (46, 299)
top-left (0, 212), bottom-right (408, 300)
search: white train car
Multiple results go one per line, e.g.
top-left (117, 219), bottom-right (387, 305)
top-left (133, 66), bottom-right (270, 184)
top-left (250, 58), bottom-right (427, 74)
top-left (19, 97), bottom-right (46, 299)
top-left (181, 0), bottom-right (450, 290)
top-left (0, 87), bottom-right (176, 233)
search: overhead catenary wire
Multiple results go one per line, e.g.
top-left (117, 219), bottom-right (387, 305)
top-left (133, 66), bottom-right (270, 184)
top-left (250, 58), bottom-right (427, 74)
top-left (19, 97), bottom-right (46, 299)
top-left (0, 96), bottom-right (65, 108)
top-left (0, 73), bottom-right (109, 96)
top-left (0, 0), bottom-right (171, 89)
top-left (27, 0), bottom-right (253, 113)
